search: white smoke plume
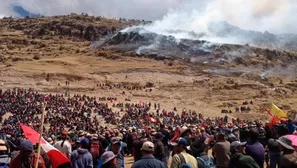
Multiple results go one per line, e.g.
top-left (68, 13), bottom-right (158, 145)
top-left (1, 0), bottom-right (296, 44)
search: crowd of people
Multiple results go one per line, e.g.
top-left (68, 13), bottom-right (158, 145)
top-left (0, 88), bottom-right (297, 168)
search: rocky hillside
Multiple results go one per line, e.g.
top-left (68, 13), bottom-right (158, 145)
top-left (98, 27), bottom-right (297, 78)
top-left (0, 13), bottom-right (149, 41)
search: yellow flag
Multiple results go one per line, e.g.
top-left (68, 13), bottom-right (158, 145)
top-left (267, 103), bottom-right (287, 118)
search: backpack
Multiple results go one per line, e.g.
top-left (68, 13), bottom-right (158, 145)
top-left (197, 156), bottom-right (216, 168)
top-left (177, 154), bottom-right (192, 168)
top-left (90, 142), bottom-right (100, 159)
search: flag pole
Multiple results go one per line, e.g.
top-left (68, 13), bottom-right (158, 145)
top-left (35, 103), bottom-right (46, 168)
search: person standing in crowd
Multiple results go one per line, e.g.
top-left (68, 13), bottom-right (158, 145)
top-left (267, 132), bottom-right (281, 168)
top-left (229, 141), bottom-right (260, 168)
top-left (106, 137), bottom-right (125, 168)
top-left (133, 134), bottom-right (147, 162)
top-left (213, 131), bottom-right (230, 168)
top-left (10, 140), bottom-right (46, 168)
top-left (287, 119), bottom-right (297, 134)
top-left (158, 124), bottom-right (170, 160)
top-left (170, 137), bottom-right (197, 168)
top-left (90, 134), bottom-right (102, 168)
top-left (54, 131), bottom-right (72, 159)
top-left (70, 138), bottom-right (93, 168)
top-left (0, 140), bottom-right (11, 166)
top-left (100, 151), bottom-right (117, 168)
top-left (153, 132), bottom-right (166, 164)
top-left (277, 136), bottom-right (297, 168)
top-left (245, 128), bottom-right (265, 168)
top-left (132, 141), bottom-right (167, 168)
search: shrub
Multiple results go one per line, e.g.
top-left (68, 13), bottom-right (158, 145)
top-left (33, 55), bottom-right (40, 60)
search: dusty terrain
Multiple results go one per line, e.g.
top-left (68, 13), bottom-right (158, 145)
top-left (1, 14), bottom-right (297, 122)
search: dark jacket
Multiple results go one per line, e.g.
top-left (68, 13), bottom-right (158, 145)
top-left (132, 156), bottom-right (167, 168)
top-left (153, 140), bottom-right (165, 162)
top-left (228, 152), bottom-right (260, 168)
top-left (279, 151), bottom-right (297, 168)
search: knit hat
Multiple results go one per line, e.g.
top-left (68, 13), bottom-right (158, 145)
top-left (20, 140), bottom-right (33, 152)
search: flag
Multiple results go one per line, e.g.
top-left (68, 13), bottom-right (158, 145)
top-left (19, 123), bottom-right (71, 168)
top-left (266, 103), bottom-right (287, 119)
top-left (268, 115), bottom-right (279, 129)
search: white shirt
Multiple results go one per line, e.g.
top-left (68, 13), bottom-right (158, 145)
top-left (54, 140), bottom-right (72, 158)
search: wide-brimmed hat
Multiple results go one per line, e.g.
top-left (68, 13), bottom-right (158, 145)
top-left (277, 136), bottom-right (294, 150)
top-left (180, 127), bottom-right (191, 136)
top-left (0, 140), bottom-right (7, 151)
top-left (102, 151), bottom-right (116, 165)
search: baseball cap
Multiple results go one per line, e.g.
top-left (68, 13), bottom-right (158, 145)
top-left (80, 138), bottom-right (90, 145)
top-left (110, 137), bottom-right (121, 145)
top-left (141, 141), bottom-right (155, 152)
top-left (230, 141), bottom-right (247, 151)
top-left (170, 137), bottom-right (188, 147)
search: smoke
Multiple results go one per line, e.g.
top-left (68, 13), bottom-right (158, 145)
top-left (0, 0), bottom-right (295, 34)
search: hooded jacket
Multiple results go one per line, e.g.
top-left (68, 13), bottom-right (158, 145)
top-left (71, 148), bottom-right (93, 168)
top-left (228, 152), bottom-right (260, 168)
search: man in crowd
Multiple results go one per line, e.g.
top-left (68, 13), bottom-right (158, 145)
top-left (158, 124), bottom-right (170, 160)
top-left (277, 136), bottom-right (297, 168)
top-left (132, 141), bottom-right (166, 168)
top-left (229, 141), bottom-right (260, 168)
top-left (70, 138), bottom-right (93, 168)
top-left (245, 128), bottom-right (265, 168)
top-left (153, 132), bottom-right (166, 164)
top-left (10, 140), bottom-right (46, 168)
top-left (170, 137), bottom-right (197, 168)
top-left (213, 131), bottom-right (230, 168)
top-left (54, 131), bottom-right (72, 159)
top-left (106, 137), bottom-right (125, 168)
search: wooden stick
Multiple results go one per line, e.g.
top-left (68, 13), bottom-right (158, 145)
top-left (35, 103), bottom-right (46, 168)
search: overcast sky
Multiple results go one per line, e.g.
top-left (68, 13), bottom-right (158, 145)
top-left (0, 0), bottom-right (296, 34)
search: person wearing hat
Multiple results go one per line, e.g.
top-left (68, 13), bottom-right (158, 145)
top-left (170, 137), bottom-right (197, 168)
top-left (0, 140), bottom-right (11, 166)
top-left (277, 136), bottom-right (297, 168)
top-left (153, 132), bottom-right (166, 164)
top-left (70, 138), bottom-right (93, 168)
top-left (245, 128), bottom-right (265, 168)
top-left (90, 134), bottom-right (104, 168)
top-left (212, 130), bottom-right (230, 168)
top-left (54, 131), bottom-right (72, 159)
top-left (158, 124), bottom-right (171, 160)
top-left (105, 137), bottom-right (126, 168)
top-left (10, 140), bottom-right (46, 168)
top-left (229, 141), bottom-right (260, 168)
top-left (100, 151), bottom-right (117, 168)
top-left (132, 141), bottom-right (166, 168)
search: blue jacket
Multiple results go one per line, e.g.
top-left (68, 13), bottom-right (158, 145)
top-left (71, 148), bottom-right (93, 168)
top-left (288, 123), bottom-right (297, 134)
top-left (132, 156), bottom-right (167, 168)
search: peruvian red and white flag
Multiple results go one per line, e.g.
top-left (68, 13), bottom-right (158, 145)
top-left (20, 123), bottom-right (71, 168)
